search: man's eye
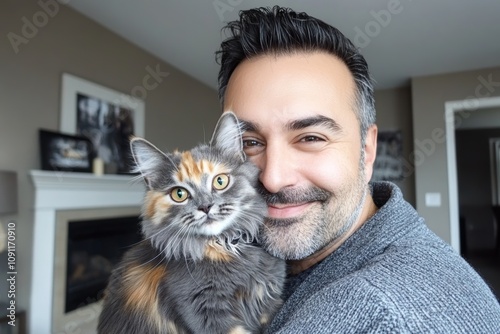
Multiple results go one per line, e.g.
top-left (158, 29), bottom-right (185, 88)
top-left (243, 139), bottom-right (262, 147)
top-left (300, 136), bottom-right (324, 142)
top-left (242, 138), bottom-right (265, 156)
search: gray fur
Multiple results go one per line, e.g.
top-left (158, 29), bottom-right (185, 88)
top-left (98, 112), bottom-right (286, 334)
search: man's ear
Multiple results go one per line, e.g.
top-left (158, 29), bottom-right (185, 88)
top-left (363, 124), bottom-right (378, 181)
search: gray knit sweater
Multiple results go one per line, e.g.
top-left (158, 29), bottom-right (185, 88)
top-left (266, 182), bottom-right (500, 333)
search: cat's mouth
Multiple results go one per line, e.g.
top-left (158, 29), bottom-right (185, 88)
top-left (196, 215), bottom-right (232, 236)
top-left (203, 217), bottom-right (216, 225)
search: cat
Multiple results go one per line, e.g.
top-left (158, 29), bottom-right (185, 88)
top-left (97, 112), bottom-right (286, 334)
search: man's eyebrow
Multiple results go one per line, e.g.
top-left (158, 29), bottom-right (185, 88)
top-left (287, 115), bottom-right (342, 132)
top-left (238, 115), bottom-right (342, 133)
top-left (239, 119), bottom-right (260, 132)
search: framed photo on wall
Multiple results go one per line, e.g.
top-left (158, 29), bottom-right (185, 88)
top-left (39, 129), bottom-right (93, 173)
top-left (372, 130), bottom-right (404, 182)
top-left (59, 73), bottom-right (145, 174)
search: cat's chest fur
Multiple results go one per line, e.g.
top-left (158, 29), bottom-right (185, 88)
top-left (106, 239), bottom-right (285, 334)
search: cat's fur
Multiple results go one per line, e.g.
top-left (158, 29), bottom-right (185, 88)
top-left (97, 112), bottom-right (286, 334)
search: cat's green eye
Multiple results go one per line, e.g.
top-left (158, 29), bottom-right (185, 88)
top-left (213, 174), bottom-right (229, 190)
top-left (170, 187), bottom-right (189, 202)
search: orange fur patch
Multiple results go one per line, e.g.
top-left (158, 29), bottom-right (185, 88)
top-left (177, 151), bottom-right (200, 183)
top-left (143, 191), bottom-right (171, 225)
top-left (175, 151), bottom-right (218, 184)
top-left (200, 159), bottom-right (215, 174)
top-left (204, 240), bottom-right (234, 262)
top-left (124, 263), bottom-right (167, 330)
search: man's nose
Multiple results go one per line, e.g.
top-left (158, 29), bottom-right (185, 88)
top-left (258, 143), bottom-right (298, 194)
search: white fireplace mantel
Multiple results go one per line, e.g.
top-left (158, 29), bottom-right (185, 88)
top-left (31, 170), bottom-right (145, 209)
top-left (29, 170), bottom-right (146, 334)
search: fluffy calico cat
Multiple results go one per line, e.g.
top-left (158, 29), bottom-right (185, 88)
top-left (97, 112), bottom-right (286, 334)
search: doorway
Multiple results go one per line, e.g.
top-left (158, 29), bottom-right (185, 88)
top-left (446, 97), bottom-right (500, 299)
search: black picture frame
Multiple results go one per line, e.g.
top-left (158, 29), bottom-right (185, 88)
top-left (39, 129), bottom-right (94, 173)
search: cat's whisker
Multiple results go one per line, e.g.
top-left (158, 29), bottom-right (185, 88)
top-left (142, 218), bottom-right (174, 242)
top-left (171, 220), bottom-right (200, 260)
top-left (184, 254), bottom-right (201, 289)
top-left (128, 173), bottom-right (146, 187)
top-left (142, 247), bottom-right (170, 274)
top-left (126, 236), bottom-right (148, 248)
top-left (170, 224), bottom-right (191, 259)
top-left (125, 218), bottom-right (173, 248)
top-left (135, 248), bottom-right (165, 270)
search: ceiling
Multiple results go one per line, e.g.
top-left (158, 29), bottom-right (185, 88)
top-left (67, 0), bottom-right (500, 91)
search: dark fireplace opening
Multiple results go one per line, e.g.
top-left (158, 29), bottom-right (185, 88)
top-left (65, 215), bottom-right (142, 313)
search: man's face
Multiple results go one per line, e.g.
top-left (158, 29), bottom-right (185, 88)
top-left (223, 52), bottom-right (377, 260)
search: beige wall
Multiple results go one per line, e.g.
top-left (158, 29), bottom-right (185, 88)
top-left (412, 67), bottom-right (500, 244)
top-left (0, 0), bottom-right (220, 316)
top-left (374, 86), bottom-right (415, 206)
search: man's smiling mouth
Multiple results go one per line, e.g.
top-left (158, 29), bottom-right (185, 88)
top-left (267, 202), bottom-right (315, 219)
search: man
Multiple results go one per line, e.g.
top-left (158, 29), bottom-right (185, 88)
top-left (216, 6), bottom-right (500, 333)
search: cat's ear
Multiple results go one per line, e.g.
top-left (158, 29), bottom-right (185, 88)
top-left (210, 112), bottom-right (245, 161)
top-left (130, 137), bottom-right (175, 189)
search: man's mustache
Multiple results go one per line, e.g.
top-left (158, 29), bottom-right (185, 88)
top-left (256, 182), bottom-right (331, 205)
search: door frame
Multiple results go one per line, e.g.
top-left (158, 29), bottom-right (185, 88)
top-left (445, 96), bottom-right (500, 253)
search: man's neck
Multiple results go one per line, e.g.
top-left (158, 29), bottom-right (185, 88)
top-left (287, 193), bottom-right (378, 275)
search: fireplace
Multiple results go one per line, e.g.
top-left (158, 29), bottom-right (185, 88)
top-left (64, 214), bottom-right (142, 313)
top-left (30, 170), bottom-right (145, 334)
top-left (52, 207), bottom-right (142, 333)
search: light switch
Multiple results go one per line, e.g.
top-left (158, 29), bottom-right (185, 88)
top-left (425, 192), bottom-right (441, 207)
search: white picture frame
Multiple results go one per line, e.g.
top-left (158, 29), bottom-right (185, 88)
top-left (60, 73), bottom-right (145, 173)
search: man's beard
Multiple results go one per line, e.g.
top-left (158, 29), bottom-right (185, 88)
top-left (257, 158), bottom-right (367, 260)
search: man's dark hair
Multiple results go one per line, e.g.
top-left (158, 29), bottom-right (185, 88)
top-left (216, 6), bottom-right (375, 141)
